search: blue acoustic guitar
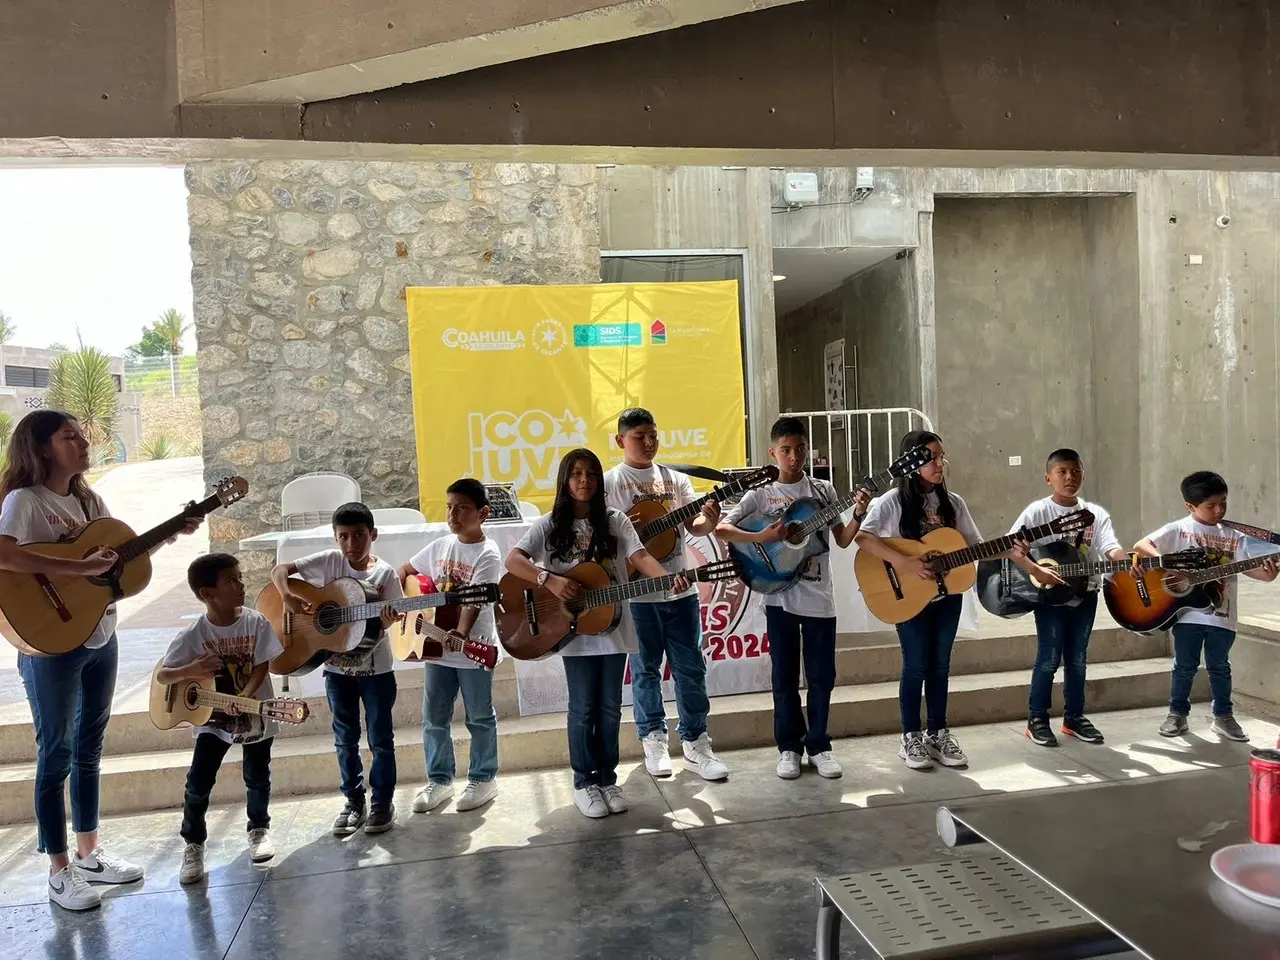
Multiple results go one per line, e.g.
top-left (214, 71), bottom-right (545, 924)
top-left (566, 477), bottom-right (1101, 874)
top-left (728, 445), bottom-right (933, 594)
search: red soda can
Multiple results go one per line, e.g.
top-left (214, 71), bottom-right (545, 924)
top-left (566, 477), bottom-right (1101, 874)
top-left (1249, 749), bottom-right (1280, 844)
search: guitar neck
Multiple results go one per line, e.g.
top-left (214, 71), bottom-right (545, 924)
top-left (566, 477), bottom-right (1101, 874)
top-left (939, 520), bottom-right (1063, 571)
top-left (116, 491), bottom-right (224, 563)
top-left (1185, 553), bottom-right (1279, 585)
top-left (641, 473), bottom-right (761, 538)
top-left (583, 569), bottom-right (695, 607)
top-left (343, 590), bottom-right (448, 623)
top-left (192, 689), bottom-right (264, 715)
top-left (1053, 555), bottom-right (1163, 578)
top-left (793, 464), bottom-right (897, 537)
top-left (415, 618), bottom-right (470, 653)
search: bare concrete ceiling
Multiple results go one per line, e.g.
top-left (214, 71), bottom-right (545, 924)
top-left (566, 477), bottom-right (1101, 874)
top-left (771, 246), bottom-right (904, 316)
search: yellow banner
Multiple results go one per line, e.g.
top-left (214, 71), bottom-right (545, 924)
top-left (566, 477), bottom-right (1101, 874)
top-left (407, 282), bottom-right (745, 519)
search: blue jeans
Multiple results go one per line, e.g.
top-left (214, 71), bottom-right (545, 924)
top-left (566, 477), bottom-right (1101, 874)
top-left (19, 636), bottom-right (118, 856)
top-left (1170, 622), bottom-right (1235, 717)
top-left (1029, 593), bottom-right (1097, 720)
top-left (629, 596), bottom-right (710, 742)
top-left (422, 664), bottom-right (498, 784)
top-left (324, 670), bottom-right (397, 810)
top-left (180, 733), bottom-right (272, 844)
top-left (896, 594), bottom-right (963, 734)
top-left (562, 654), bottom-right (626, 790)
top-left (765, 606), bottom-right (837, 755)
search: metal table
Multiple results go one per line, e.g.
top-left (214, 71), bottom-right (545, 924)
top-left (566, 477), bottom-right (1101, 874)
top-left (938, 767), bottom-right (1280, 960)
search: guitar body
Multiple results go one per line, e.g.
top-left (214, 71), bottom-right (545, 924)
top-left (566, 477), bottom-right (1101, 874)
top-left (727, 497), bottom-right (830, 595)
top-left (854, 528), bottom-right (976, 625)
top-left (259, 578), bottom-right (373, 675)
top-left (150, 662), bottom-right (216, 729)
top-left (1103, 569), bottom-right (1220, 634)
top-left (628, 500), bottom-right (681, 563)
top-left (976, 540), bottom-right (1090, 619)
top-left (392, 575), bottom-right (498, 668)
top-left (0, 517), bottom-right (153, 656)
top-left (496, 561), bottom-right (619, 661)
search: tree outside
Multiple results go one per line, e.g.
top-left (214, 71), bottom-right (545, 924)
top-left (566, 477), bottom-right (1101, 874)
top-left (125, 309), bottom-right (193, 397)
top-left (46, 346), bottom-right (118, 463)
top-left (0, 312), bottom-right (15, 346)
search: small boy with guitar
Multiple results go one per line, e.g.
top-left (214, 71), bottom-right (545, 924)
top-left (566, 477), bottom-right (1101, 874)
top-left (603, 408), bottom-right (728, 781)
top-left (398, 479), bottom-right (503, 814)
top-left (158, 554), bottom-right (283, 884)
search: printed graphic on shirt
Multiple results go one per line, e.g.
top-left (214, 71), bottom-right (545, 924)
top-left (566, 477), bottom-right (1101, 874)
top-left (325, 579), bottom-right (384, 676)
top-left (203, 633), bottom-right (265, 743)
top-left (433, 557), bottom-right (477, 591)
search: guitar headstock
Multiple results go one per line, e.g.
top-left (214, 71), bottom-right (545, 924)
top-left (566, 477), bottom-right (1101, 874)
top-left (888, 445), bottom-right (934, 482)
top-left (213, 476), bottom-right (250, 507)
top-left (739, 465), bottom-right (780, 491)
top-left (445, 582), bottom-right (501, 606)
top-left (464, 641), bottom-right (500, 670)
top-left (262, 699), bottom-right (310, 724)
top-left (693, 558), bottom-right (743, 584)
top-left (1164, 547), bottom-right (1212, 570)
top-left (1047, 509), bottom-right (1095, 535)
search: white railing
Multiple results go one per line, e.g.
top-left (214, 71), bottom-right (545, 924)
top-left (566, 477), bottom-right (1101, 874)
top-left (783, 407), bottom-right (935, 493)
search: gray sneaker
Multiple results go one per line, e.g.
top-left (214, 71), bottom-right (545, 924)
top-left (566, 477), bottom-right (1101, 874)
top-left (1158, 712), bottom-right (1189, 737)
top-left (1211, 715), bottom-right (1249, 742)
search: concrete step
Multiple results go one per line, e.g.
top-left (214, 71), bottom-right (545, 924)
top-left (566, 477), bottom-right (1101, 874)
top-left (0, 656), bottom-right (1205, 823)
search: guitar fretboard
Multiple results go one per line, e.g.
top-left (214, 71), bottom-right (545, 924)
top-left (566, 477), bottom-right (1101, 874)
top-left (191, 689), bottom-right (263, 715)
top-left (638, 470), bottom-right (769, 540)
top-left (940, 520), bottom-right (1067, 571)
top-left (1052, 555), bottom-right (1165, 578)
top-left (116, 491), bottom-right (225, 563)
top-left (341, 590), bottom-right (451, 624)
top-left (1184, 552), bottom-right (1280, 585)
top-left (579, 570), bottom-right (694, 609)
top-left (789, 464), bottom-right (897, 541)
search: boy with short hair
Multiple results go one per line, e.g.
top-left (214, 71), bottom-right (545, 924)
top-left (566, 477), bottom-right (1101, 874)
top-left (1008, 449), bottom-right (1127, 748)
top-left (159, 553), bottom-right (283, 884)
top-left (270, 502), bottom-right (402, 835)
top-left (399, 478), bottom-right (503, 813)
top-left (717, 416), bottom-right (868, 781)
top-left (1135, 471), bottom-right (1277, 741)
top-left (603, 408), bottom-right (727, 780)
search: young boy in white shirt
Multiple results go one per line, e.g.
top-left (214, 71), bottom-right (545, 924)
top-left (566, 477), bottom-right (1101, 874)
top-left (400, 479), bottom-right (503, 814)
top-left (718, 416), bottom-right (868, 781)
top-left (159, 554), bottom-right (283, 884)
top-left (270, 502), bottom-right (402, 835)
top-left (603, 408), bottom-right (728, 780)
top-left (1135, 471), bottom-right (1278, 741)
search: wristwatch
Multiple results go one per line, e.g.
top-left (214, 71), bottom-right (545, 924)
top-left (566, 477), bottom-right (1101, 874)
top-left (536, 570), bottom-right (550, 587)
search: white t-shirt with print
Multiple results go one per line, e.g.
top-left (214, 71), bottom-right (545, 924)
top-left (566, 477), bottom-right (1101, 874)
top-left (162, 609), bottom-right (284, 745)
top-left (291, 549), bottom-right (402, 676)
top-left (408, 535), bottom-right (503, 670)
top-left (0, 485), bottom-right (116, 650)
top-left (513, 508), bottom-right (646, 656)
top-left (603, 462), bottom-right (697, 603)
top-left (1144, 516), bottom-right (1267, 630)
top-left (859, 489), bottom-right (983, 545)
top-left (1009, 496), bottom-right (1124, 603)
top-left (722, 476), bottom-right (842, 619)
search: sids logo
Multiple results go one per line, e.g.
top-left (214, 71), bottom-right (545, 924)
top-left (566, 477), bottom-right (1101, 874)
top-left (649, 319), bottom-right (667, 345)
top-left (468, 408), bottom-right (589, 492)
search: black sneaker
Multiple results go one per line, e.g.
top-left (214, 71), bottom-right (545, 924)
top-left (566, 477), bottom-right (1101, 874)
top-left (1158, 712), bottom-right (1189, 738)
top-left (331, 801), bottom-right (366, 836)
top-left (1211, 715), bottom-right (1250, 742)
top-left (364, 804), bottom-right (396, 834)
top-left (1025, 716), bottom-right (1058, 747)
top-left (1062, 715), bottom-right (1104, 744)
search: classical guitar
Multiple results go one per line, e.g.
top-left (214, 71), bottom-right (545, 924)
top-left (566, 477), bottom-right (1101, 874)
top-left (0, 476), bottom-right (249, 656)
top-left (148, 661), bottom-right (309, 731)
top-left (496, 559), bottom-right (740, 661)
top-left (391, 574), bottom-right (499, 668)
top-left (854, 509), bottom-right (1094, 625)
top-left (627, 464), bottom-right (778, 563)
top-left (1103, 550), bottom-right (1280, 634)
top-left (978, 546), bottom-right (1209, 619)
top-left (259, 577), bottom-right (500, 675)
top-left (729, 445), bottom-right (933, 594)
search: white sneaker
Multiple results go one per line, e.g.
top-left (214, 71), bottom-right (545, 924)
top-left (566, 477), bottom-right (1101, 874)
top-left (248, 828), bottom-right (275, 862)
top-left (73, 846), bottom-right (143, 884)
top-left (179, 843), bottom-right (206, 884)
top-left (48, 864), bottom-right (101, 911)
top-left (455, 779), bottom-right (499, 812)
top-left (808, 750), bottom-right (843, 779)
top-left (683, 733), bottom-right (729, 781)
top-left (776, 750), bottom-right (802, 780)
top-left (601, 785), bottom-right (629, 814)
top-left (642, 731), bottom-right (673, 776)
top-left (927, 729), bottom-right (969, 768)
top-left (573, 785), bottom-right (609, 819)
top-left (899, 732), bottom-right (933, 770)
top-left (412, 781), bottom-right (455, 813)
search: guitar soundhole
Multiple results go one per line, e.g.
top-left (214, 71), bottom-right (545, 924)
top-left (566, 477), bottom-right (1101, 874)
top-left (183, 684), bottom-right (200, 709)
top-left (314, 603), bottom-right (343, 635)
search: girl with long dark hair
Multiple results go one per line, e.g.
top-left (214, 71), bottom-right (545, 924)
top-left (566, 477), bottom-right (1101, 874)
top-left (0, 410), bottom-right (200, 910)
top-left (506, 448), bottom-right (685, 818)
top-left (855, 430), bottom-right (985, 771)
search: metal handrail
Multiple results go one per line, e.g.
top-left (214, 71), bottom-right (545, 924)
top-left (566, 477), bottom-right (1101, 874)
top-left (781, 407), bottom-right (935, 492)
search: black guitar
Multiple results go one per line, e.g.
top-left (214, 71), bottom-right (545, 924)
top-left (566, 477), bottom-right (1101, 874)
top-left (977, 545), bottom-right (1209, 619)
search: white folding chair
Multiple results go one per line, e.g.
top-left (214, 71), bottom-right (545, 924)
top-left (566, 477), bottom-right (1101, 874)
top-left (371, 507), bottom-right (427, 526)
top-left (281, 472), bottom-right (362, 530)
top-left (518, 502), bottom-right (543, 519)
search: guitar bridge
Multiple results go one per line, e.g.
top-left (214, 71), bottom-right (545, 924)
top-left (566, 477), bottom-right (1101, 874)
top-left (883, 562), bottom-right (904, 601)
top-left (752, 543), bottom-right (779, 573)
top-left (1135, 576), bottom-right (1152, 608)
top-left (33, 575), bottom-right (73, 623)
top-left (522, 588), bottom-right (540, 637)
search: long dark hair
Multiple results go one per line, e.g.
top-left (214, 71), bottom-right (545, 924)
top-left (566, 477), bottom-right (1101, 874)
top-left (547, 448), bottom-right (617, 563)
top-left (895, 429), bottom-right (955, 539)
top-left (0, 410), bottom-right (99, 511)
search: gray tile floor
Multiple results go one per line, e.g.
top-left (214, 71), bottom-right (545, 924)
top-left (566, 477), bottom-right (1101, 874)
top-left (0, 704), bottom-right (1272, 960)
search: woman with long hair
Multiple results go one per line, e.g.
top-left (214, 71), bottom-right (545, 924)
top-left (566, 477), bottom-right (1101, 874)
top-left (855, 430), bottom-right (987, 771)
top-left (0, 410), bottom-right (200, 910)
top-left (506, 448), bottom-right (686, 818)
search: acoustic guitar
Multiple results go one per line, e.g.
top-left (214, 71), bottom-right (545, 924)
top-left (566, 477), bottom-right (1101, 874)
top-left (391, 574), bottom-right (499, 668)
top-left (729, 445), bottom-right (933, 594)
top-left (1103, 550), bottom-right (1280, 634)
top-left (148, 661), bottom-right (309, 731)
top-left (0, 476), bottom-right (249, 656)
top-left (854, 509), bottom-right (1094, 625)
top-left (627, 465), bottom-right (778, 563)
top-left (259, 577), bottom-right (500, 675)
top-left (978, 545), bottom-right (1208, 619)
top-left (497, 559), bottom-right (740, 661)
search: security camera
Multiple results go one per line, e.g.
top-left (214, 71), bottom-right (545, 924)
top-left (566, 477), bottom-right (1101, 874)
top-left (1216, 215), bottom-right (1231, 228)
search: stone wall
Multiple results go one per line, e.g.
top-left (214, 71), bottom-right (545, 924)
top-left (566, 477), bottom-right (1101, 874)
top-left (186, 160), bottom-right (600, 570)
